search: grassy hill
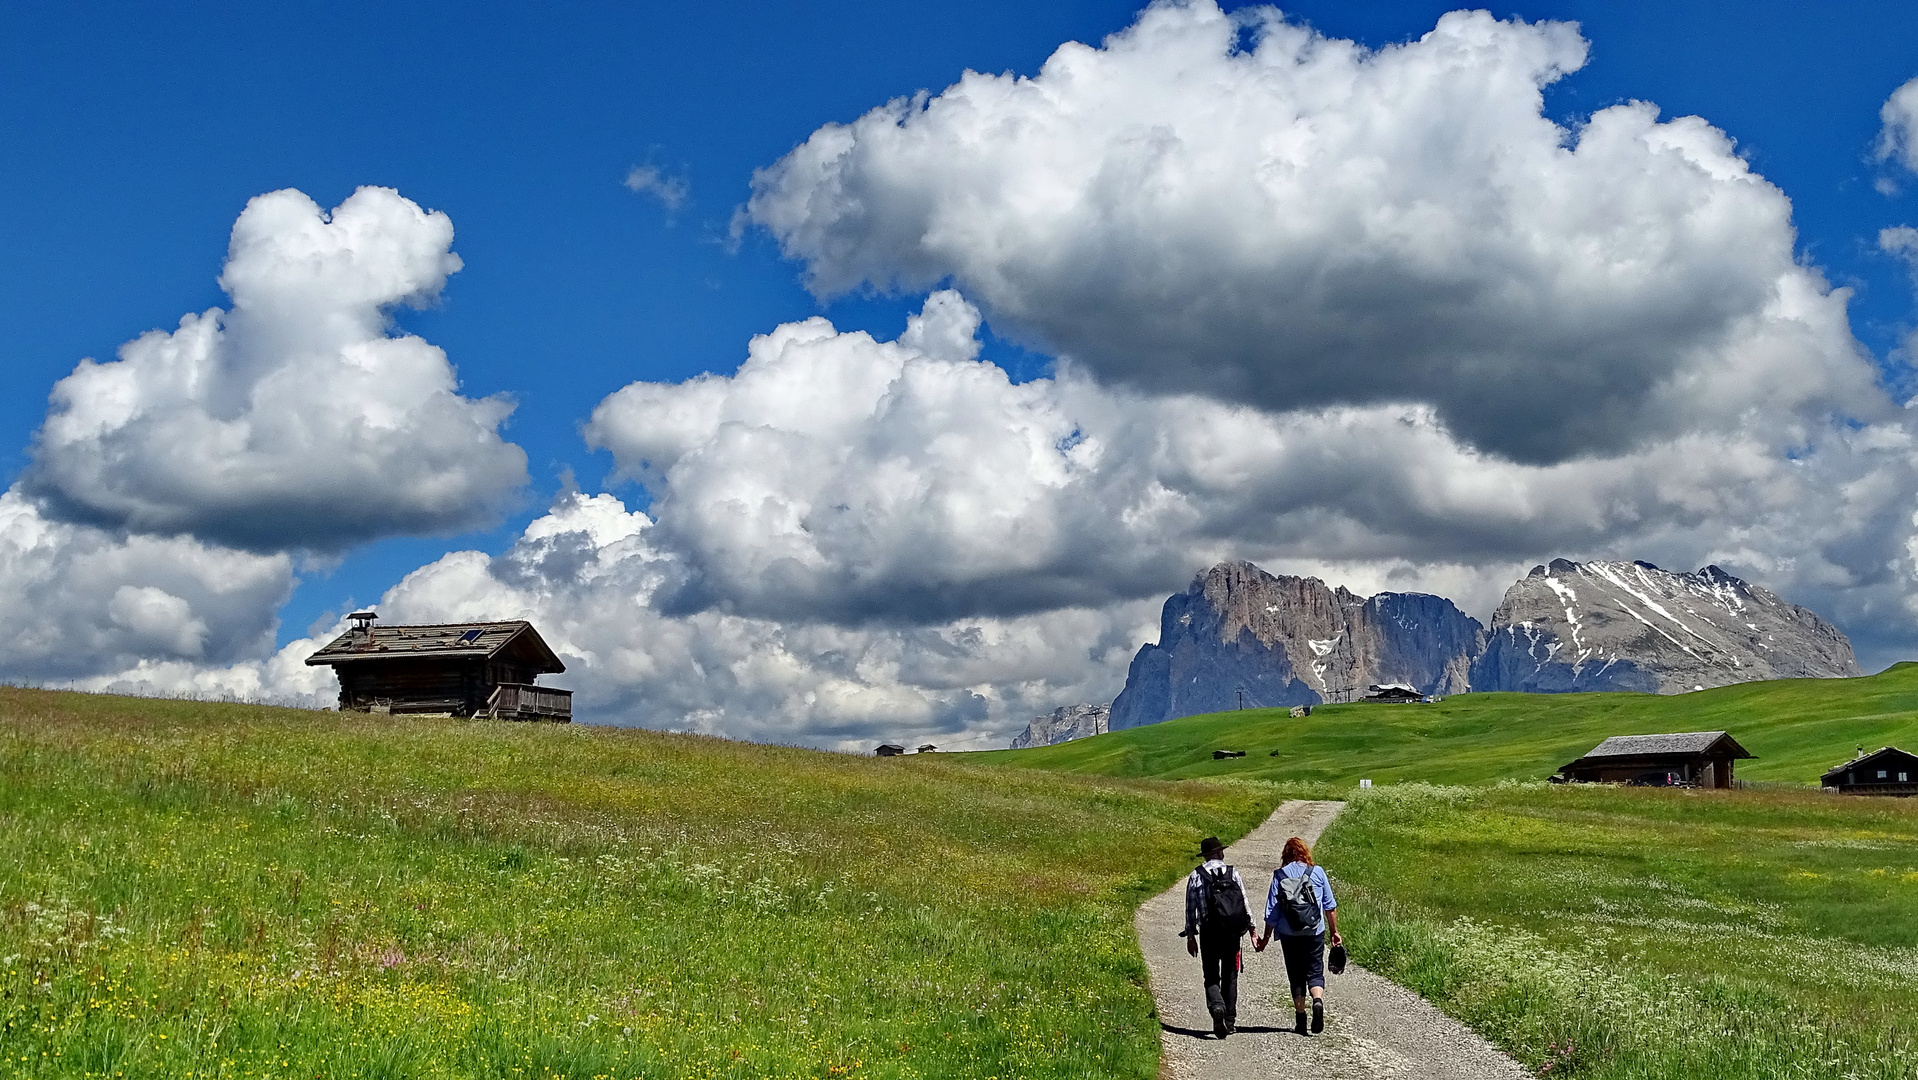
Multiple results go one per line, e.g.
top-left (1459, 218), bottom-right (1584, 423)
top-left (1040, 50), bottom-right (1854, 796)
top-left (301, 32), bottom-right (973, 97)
top-left (1322, 782), bottom-right (1918, 1079)
top-left (982, 663), bottom-right (1918, 785)
top-left (0, 687), bottom-right (1281, 1079)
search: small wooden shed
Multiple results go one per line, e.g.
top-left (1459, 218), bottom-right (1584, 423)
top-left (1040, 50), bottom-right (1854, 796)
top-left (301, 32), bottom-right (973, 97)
top-left (875, 743), bottom-right (907, 757)
top-left (305, 613), bottom-right (571, 721)
top-left (1821, 747), bottom-right (1918, 796)
top-left (1557, 731), bottom-right (1752, 788)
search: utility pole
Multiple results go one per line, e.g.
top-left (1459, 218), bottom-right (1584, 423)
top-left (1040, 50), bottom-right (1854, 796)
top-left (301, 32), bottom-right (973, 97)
top-left (1236, 686), bottom-right (1247, 711)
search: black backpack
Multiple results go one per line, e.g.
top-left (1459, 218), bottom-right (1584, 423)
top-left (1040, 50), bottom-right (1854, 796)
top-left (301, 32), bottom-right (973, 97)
top-left (1201, 865), bottom-right (1251, 932)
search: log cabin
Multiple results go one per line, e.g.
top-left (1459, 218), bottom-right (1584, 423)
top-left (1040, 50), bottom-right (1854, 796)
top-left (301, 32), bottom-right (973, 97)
top-left (305, 613), bottom-right (572, 721)
top-left (1821, 746), bottom-right (1918, 796)
top-left (1556, 730), bottom-right (1751, 788)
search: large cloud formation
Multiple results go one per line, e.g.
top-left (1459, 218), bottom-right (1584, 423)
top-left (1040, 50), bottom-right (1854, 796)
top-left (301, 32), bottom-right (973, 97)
top-left (0, 491), bottom-right (292, 681)
top-left (237, 489), bottom-right (1152, 748)
top-left (748, 3), bottom-right (1884, 463)
top-left (0, 188), bottom-right (527, 697)
top-left (216, 285), bottom-right (1910, 748)
top-left (23, 187), bottom-right (527, 552)
top-left (24, 8), bottom-right (1918, 751)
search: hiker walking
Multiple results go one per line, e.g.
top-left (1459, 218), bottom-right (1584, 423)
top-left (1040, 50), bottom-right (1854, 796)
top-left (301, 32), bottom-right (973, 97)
top-left (1255, 835), bottom-right (1341, 1036)
top-left (1182, 835), bottom-right (1255, 1039)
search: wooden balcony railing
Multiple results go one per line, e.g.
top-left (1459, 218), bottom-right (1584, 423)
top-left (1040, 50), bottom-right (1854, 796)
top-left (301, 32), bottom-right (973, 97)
top-left (486, 682), bottom-right (573, 722)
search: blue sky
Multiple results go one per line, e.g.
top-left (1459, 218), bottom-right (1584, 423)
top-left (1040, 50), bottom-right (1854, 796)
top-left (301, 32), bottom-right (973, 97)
top-left (7, 1), bottom-right (1918, 744)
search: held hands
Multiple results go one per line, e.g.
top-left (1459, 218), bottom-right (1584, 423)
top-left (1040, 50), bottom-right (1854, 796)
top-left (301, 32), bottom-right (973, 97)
top-left (1186, 936), bottom-right (1199, 956)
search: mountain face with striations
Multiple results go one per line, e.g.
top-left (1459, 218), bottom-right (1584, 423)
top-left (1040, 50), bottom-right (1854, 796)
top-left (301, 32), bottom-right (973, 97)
top-left (1106, 558), bottom-right (1861, 729)
top-left (1470, 558), bottom-right (1861, 694)
top-left (1010, 703), bottom-right (1111, 748)
top-left (1108, 562), bottom-right (1483, 729)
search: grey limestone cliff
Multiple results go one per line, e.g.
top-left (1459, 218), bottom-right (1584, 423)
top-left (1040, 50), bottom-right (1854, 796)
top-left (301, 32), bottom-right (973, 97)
top-left (1010, 703), bottom-right (1111, 749)
top-left (1108, 562), bottom-right (1483, 729)
top-left (1470, 558), bottom-right (1861, 694)
top-left (1108, 557), bottom-right (1863, 730)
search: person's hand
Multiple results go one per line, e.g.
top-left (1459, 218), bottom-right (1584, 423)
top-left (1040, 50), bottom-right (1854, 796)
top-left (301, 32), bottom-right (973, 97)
top-left (1186, 937), bottom-right (1199, 956)
top-left (1253, 935), bottom-right (1266, 952)
top-left (1330, 931), bottom-right (1343, 947)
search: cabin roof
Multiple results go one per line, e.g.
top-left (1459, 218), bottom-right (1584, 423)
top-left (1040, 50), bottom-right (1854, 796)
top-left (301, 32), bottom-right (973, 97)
top-left (304, 620), bottom-right (565, 673)
top-left (1821, 746), bottom-right (1918, 782)
top-left (1577, 731), bottom-right (1752, 760)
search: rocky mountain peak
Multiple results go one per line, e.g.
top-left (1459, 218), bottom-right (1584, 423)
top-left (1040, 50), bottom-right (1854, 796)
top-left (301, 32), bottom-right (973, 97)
top-left (1100, 557), bottom-right (1862, 732)
top-left (1471, 558), bottom-right (1860, 694)
top-left (1110, 562), bottom-right (1482, 729)
top-left (1010, 703), bottom-right (1110, 749)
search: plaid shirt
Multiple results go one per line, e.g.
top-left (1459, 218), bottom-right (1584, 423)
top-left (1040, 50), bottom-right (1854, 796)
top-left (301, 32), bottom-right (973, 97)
top-left (1184, 859), bottom-right (1252, 937)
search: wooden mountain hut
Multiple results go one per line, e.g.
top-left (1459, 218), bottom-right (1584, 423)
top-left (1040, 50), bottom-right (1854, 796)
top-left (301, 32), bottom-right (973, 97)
top-left (874, 743), bottom-right (907, 757)
top-left (1359, 684), bottom-right (1424, 704)
top-left (1821, 747), bottom-right (1918, 796)
top-left (1556, 731), bottom-right (1751, 788)
top-left (304, 613), bottom-right (572, 721)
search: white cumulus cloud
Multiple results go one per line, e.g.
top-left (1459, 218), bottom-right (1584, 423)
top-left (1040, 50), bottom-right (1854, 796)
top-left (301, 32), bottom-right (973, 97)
top-left (0, 489), bottom-right (293, 682)
top-left (1877, 76), bottom-right (1918, 176)
top-left (116, 289), bottom-right (1918, 744)
top-left (748, 2), bottom-right (1884, 464)
top-left (22, 187), bottom-right (528, 552)
top-left (26, 11), bottom-right (1918, 750)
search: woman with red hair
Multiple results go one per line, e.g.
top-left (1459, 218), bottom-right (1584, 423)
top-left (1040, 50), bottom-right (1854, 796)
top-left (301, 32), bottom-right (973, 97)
top-left (1255, 835), bottom-right (1341, 1035)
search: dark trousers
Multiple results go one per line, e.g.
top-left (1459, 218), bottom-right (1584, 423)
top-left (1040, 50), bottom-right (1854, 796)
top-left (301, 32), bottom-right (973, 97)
top-left (1198, 932), bottom-right (1241, 1022)
top-left (1278, 932), bottom-right (1326, 998)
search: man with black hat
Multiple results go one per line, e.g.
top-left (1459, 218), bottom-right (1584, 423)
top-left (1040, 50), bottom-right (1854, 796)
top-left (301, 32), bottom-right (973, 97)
top-left (1182, 836), bottom-right (1255, 1038)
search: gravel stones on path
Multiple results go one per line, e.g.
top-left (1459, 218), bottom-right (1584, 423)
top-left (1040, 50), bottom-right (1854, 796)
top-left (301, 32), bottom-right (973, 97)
top-left (1134, 800), bottom-right (1529, 1080)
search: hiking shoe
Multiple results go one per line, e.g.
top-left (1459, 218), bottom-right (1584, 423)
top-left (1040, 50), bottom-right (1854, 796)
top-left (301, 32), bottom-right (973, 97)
top-left (1294, 1011), bottom-right (1309, 1035)
top-left (1312, 1001), bottom-right (1325, 1033)
top-left (1223, 1018), bottom-right (1236, 1037)
top-left (1213, 1017), bottom-right (1228, 1039)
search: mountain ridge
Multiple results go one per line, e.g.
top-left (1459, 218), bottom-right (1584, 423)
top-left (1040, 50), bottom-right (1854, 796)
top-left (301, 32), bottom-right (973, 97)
top-left (1099, 557), bottom-right (1860, 733)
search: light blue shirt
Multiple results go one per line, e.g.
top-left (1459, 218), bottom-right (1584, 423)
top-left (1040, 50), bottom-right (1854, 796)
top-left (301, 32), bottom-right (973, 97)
top-left (1265, 862), bottom-right (1336, 937)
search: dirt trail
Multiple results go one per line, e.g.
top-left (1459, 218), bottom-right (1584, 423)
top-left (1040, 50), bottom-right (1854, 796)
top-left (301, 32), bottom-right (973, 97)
top-left (1135, 800), bottom-right (1529, 1079)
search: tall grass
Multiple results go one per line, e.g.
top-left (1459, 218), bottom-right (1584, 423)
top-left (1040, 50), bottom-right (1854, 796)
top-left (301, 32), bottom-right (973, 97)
top-left (1322, 782), bottom-right (1918, 1078)
top-left (0, 689), bottom-right (1281, 1078)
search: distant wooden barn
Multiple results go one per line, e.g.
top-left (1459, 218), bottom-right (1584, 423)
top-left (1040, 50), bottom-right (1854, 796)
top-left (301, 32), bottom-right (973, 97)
top-left (875, 743), bottom-right (906, 757)
top-left (1557, 731), bottom-right (1751, 788)
top-left (1822, 747), bottom-right (1918, 796)
top-left (1359, 684), bottom-right (1424, 705)
top-left (305, 613), bottom-right (571, 721)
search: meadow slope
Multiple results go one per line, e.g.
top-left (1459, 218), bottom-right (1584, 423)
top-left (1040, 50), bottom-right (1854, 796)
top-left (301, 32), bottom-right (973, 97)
top-left (0, 688), bottom-right (1283, 1079)
top-left (1322, 783), bottom-right (1918, 1079)
top-left (984, 663), bottom-right (1918, 785)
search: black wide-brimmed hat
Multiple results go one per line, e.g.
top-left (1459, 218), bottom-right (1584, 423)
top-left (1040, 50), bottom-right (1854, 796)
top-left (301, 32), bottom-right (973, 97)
top-left (1197, 836), bottom-right (1224, 857)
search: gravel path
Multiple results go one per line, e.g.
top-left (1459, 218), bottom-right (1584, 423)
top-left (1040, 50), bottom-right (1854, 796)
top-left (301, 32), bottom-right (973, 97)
top-left (1135, 800), bottom-right (1529, 1079)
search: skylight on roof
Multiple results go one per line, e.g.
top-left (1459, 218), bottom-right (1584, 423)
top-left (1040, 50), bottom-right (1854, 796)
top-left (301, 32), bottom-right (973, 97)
top-left (458, 628), bottom-right (484, 643)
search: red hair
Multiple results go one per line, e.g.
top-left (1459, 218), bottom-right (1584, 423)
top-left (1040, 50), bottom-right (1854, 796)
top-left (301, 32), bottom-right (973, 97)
top-left (1281, 837), bottom-right (1314, 866)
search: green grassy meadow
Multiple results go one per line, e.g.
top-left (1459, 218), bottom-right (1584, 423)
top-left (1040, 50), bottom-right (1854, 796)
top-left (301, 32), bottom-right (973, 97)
top-left (986, 666), bottom-right (1918, 1076)
top-left (0, 688), bottom-right (1283, 1079)
top-left (984, 663), bottom-right (1918, 786)
top-left (10, 663), bottom-right (1918, 1079)
top-left (1322, 783), bottom-right (1918, 1079)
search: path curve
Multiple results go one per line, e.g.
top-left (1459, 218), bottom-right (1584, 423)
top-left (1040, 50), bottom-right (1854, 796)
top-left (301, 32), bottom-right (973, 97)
top-left (1136, 800), bottom-right (1528, 1079)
